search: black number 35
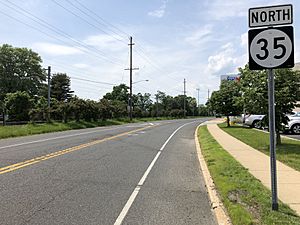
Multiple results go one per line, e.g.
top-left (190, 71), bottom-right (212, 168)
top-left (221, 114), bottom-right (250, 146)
top-left (256, 37), bottom-right (286, 60)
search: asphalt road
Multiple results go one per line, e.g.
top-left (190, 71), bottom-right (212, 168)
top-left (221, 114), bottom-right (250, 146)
top-left (0, 118), bottom-right (217, 225)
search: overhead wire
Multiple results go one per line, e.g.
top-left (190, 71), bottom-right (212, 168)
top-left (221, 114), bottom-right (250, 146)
top-left (55, 0), bottom-right (183, 85)
top-left (1, 1), bottom-right (188, 98)
top-left (63, 0), bottom-right (128, 43)
top-left (50, 0), bottom-right (127, 44)
top-left (2, 0), bottom-right (124, 66)
top-left (72, 0), bottom-right (130, 38)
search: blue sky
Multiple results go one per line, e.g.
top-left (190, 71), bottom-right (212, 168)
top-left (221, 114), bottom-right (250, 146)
top-left (0, 0), bottom-right (299, 104)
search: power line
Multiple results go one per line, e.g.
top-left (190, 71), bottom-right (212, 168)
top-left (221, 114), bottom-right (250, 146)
top-left (70, 77), bottom-right (116, 86)
top-left (72, 0), bottom-right (130, 38)
top-left (50, 0), bottom-right (127, 45)
top-left (2, 1), bottom-right (124, 66)
top-left (63, 0), bottom-right (128, 43)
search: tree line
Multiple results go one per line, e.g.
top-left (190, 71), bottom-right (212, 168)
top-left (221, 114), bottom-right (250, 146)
top-left (0, 44), bottom-right (206, 124)
top-left (207, 64), bottom-right (300, 143)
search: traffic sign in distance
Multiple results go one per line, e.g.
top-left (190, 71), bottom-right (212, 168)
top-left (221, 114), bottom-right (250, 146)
top-left (248, 26), bottom-right (294, 70)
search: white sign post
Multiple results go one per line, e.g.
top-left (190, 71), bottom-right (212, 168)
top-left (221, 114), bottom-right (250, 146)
top-left (248, 4), bottom-right (294, 211)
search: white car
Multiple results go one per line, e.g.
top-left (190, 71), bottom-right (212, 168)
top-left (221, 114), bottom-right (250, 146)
top-left (286, 112), bottom-right (300, 134)
top-left (243, 114), bottom-right (265, 129)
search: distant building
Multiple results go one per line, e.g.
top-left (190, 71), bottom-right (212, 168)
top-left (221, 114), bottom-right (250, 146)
top-left (220, 74), bottom-right (240, 82)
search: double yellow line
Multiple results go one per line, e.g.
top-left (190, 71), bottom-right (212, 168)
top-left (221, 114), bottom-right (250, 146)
top-left (0, 126), bottom-right (153, 175)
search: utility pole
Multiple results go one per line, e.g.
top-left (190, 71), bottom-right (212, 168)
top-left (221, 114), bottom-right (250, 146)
top-left (46, 66), bottom-right (51, 122)
top-left (207, 89), bottom-right (210, 116)
top-left (125, 36), bottom-right (138, 121)
top-left (184, 79), bottom-right (186, 118)
top-left (196, 88), bottom-right (200, 116)
top-left (156, 94), bottom-right (159, 117)
top-left (47, 66), bottom-right (51, 109)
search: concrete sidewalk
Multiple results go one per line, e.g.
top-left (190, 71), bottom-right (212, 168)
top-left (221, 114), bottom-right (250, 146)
top-left (207, 123), bottom-right (300, 215)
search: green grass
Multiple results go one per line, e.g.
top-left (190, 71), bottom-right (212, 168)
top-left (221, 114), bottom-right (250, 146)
top-left (198, 125), bottom-right (300, 225)
top-left (0, 116), bottom-right (203, 139)
top-left (219, 123), bottom-right (300, 172)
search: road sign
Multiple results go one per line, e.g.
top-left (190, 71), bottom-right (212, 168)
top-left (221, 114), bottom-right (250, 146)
top-left (249, 4), bottom-right (293, 28)
top-left (248, 26), bottom-right (294, 70)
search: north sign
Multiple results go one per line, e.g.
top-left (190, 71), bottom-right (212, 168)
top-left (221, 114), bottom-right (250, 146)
top-left (249, 4), bottom-right (293, 28)
top-left (248, 26), bottom-right (294, 70)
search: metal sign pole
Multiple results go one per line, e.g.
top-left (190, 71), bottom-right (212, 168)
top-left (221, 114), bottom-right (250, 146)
top-left (268, 68), bottom-right (278, 210)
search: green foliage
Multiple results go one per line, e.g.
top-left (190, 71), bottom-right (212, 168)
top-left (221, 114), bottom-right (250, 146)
top-left (219, 123), bottom-right (300, 172)
top-left (5, 91), bottom-right (33, 121)
top-left (207, 80), bottom-right (242, 126)
top-left (0, 44), bottom-right (45, 100)
top-left (238, 65), bottom-right (300, 140)
top-left (51, 73), bottom-right (74, 102)
top-left (29, 96), bottom-right (48, 121)
top-left (198, 126), bottom-right (300, 225)
top-left (103, 83), bottom-right (129, 103)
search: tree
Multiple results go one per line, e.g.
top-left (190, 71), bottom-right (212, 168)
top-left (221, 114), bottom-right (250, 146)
top-left (99, 98), bottom-right (113, 120)
top-left (103, 84), bottom-right (129, 103)
top-left (29, 96), bottom-right (48, 122)
top-left (0, 44), bottom-right (45, 100)
top-left (238, 65), bottom-right (300, 144)
top-left (134, 93), bottom-right (152, 117)
top-left (51, 73), bottom-right (73, 102)
top-left (208, 80), bottom-right (242, 126)
top-left (5, 91), bottom-right (33, 121)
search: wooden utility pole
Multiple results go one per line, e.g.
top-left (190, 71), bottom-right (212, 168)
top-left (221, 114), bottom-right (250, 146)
top-left (196, 88), bottom-right (200, 115)
top-left (156, 94), bottom-right (159, 117)
top-left (47, 66), bottom-right (51, 109)
top-left (126, 37), bottom-right (138, 121)
top-left (46, 66), bottom-right (51, 122)
top-left (184, 79), bottom-right (186, 118)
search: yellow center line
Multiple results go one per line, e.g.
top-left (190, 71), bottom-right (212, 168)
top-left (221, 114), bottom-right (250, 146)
top-left (0, 125), bottom-right (155, 175)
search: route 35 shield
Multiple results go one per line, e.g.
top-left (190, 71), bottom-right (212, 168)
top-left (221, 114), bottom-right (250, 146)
top-left (248, 26), bottom-right (294, 70)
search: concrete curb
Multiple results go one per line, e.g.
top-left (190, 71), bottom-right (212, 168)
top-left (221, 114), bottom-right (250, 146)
top-left (194, 125), bottom-right (232, 225)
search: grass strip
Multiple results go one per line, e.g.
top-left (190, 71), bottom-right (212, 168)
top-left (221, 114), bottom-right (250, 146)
top-left (198, 125), bottom-right (300, 225)
top-left (219, 123), bottom-right (300, 172)
top-left (0, 117), bottom-right (203, 139)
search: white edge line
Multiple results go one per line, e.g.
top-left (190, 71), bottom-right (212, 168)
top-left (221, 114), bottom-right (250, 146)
top-left (0, 126), bottom-right (128, 150)
top-left (113, 121), bottom-right (196, 225)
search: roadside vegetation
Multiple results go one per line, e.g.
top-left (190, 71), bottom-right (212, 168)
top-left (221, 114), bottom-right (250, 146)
top-left (207, 65), bottom-right (300, 144)
top-left (198, 125), bottom-right (300, 225)
top-left (0, 116), bottom-right (196, 139)
top-left (0, 44), bottom-right (210, 130)
top-left (219, 123), bottom-right (300, 172)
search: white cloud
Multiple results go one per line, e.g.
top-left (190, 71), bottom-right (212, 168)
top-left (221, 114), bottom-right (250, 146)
top-left (295, 38), bottom-right (300, 62)
top-left (185, 25), bottom-right (213, 46)
top-left (240, 32), bottom-right (248, 48)
top-left (33, 42), bottom-right (83, 56)
top-left (207, 42), bottom-right (238, 75)
top-left (148, 0), bottom-right (168, 18)
top-left (73, 63), bottom-right (89, 69)
top-left (206, 0), bottom-right (288, 20)
top-left (84, 34), bottom-right (127, 52)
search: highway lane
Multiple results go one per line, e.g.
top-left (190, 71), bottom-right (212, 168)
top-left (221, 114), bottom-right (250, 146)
top-left (0, 118), bottom-right (216, 225)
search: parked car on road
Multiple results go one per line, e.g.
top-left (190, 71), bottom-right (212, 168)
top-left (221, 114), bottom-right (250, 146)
top-left (286, 112), bottom-right (300, 134)
top-left (243, 114), bottom-right (265, 129)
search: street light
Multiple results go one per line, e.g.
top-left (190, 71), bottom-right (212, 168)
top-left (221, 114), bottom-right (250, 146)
top-left (132, 79), bottom-right (149, 84)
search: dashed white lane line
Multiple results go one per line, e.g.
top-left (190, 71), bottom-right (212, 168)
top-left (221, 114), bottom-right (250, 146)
top-left (113, 121), bottom-right (196, 225)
